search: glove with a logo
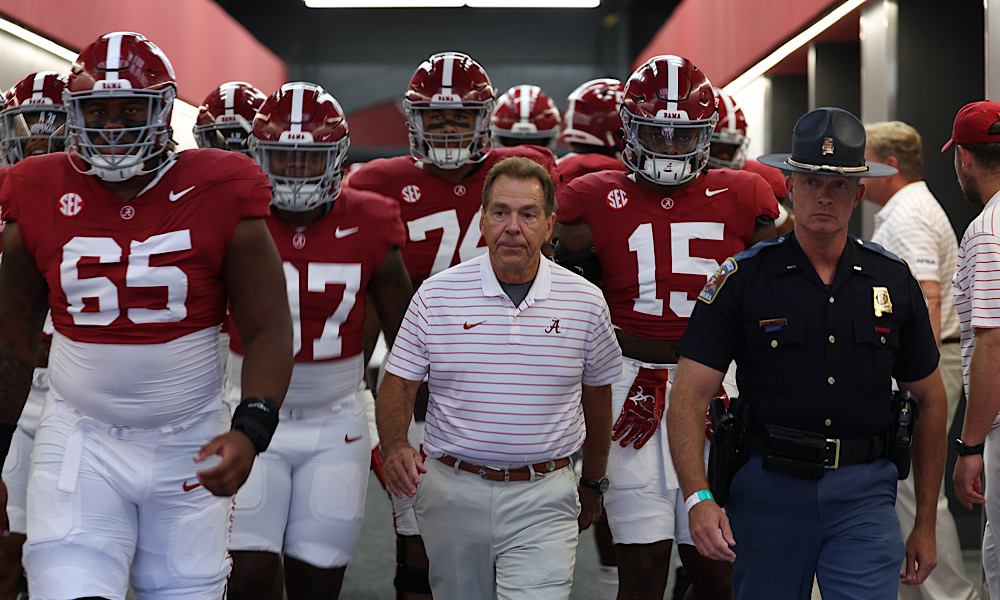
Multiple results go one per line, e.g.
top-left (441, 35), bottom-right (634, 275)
top-left (611, 366), bottom-right (669, 449)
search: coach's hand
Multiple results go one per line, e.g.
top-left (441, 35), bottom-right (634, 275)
top-left (382, 443), bottom-right (426, 499)
top-left (194, 430), bottom-right (257, 496)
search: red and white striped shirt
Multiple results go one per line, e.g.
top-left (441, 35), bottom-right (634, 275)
top-left (955, 190), bottom-right (1000, 425)
top-left (386, 253), bottom-right (623, 465)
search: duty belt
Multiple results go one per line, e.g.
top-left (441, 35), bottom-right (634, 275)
top-left (748, 429), bottom-right (886, 469)
top-left (437, 455), bottom-right (571, 482)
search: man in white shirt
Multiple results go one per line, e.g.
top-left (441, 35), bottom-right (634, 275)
top-left (377, 156), bottom-right (623, 600)
top-left (948, 100), bottom-right (1000, 597)
top-left (864, 120), bottom-right (979, 600)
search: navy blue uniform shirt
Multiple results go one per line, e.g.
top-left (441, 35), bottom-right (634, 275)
top-left (678, 232), bottom-right (939, 438)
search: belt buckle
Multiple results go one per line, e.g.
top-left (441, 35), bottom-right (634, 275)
top-left (478, 465), bottom-right (510, 482)
top-left (825, 438), bottom-right (841, 469)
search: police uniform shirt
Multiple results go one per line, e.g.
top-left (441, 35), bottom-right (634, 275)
top-left (678, 232), bottom-right (939, 439)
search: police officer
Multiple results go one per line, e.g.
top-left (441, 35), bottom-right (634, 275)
top-left (666, 107), bottom-right (948, 599)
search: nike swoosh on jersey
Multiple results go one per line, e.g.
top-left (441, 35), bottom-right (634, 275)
top-left (705, 188), bottom-right (730, 197)
top-left (169, 185), bottom-right (196, 202)
top-left (335, 226), bottom-right (360, 238)
top-left (463, 321), bottom-right (486, 330)
top-left (182, 481), bottom-right (201, 492)
top-left (345, 434), bottom-right (363, 444)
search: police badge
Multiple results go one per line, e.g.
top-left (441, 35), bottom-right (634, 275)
top-left (873, 286), bottom-right (893, 317)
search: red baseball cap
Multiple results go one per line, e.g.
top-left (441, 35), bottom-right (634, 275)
top-left (942, 100), bottom-right (1000, 152)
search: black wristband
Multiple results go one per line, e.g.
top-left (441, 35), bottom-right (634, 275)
top-left (231, 397), bottom-right (279, 454)
top-left (0, 423), bottom-right (15, 460)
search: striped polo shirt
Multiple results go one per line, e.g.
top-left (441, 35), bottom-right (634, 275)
top-left (386, 253), bottom-right (623, 466)
top-left (955, 190), bottom-right (1000, 425)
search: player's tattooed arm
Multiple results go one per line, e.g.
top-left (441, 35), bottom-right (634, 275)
top-left (0, 223), bottom-right (48, 425)
top-left (369, 248), bottom-right (413, 348)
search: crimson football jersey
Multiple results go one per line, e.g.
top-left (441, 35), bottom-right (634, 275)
top-left (744, 158), bottom-right (787, 201)
top-left (558, 169), bottom-right (778, 340)
top-left (557, 152), bottom-right (628, 186)
top-left (345, 145), bottom-right (559, 288)
top-left (0, 149), bottom-right (271, 344)
top-left (229, 187), bottom-right (405, 362)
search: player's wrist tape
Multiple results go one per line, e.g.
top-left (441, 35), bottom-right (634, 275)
top-left (231, 397), bottom-right (279, 454)
top-left (0, 423), bottom-right (15, 459)
top-left (685, 489), bottom-right (714, 511)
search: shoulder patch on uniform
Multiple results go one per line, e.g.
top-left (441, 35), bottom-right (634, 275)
top-left (699, 257), bottom-right (738, 304)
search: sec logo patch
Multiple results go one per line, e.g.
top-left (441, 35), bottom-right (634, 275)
top-left (401, 184), bottom-right (421, 204)
top-left (606, 189), bottom-right (629, 210)
top-left (59, 193), bottom-right (84, 217)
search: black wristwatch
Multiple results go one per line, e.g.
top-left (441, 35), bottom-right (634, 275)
top-left (955, 438), bottom-right (985, 456)
top-left (579, 476), bottom-right (610, 494)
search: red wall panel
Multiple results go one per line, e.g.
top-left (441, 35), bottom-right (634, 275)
top-left (0, 0), bottom-right (287, 106)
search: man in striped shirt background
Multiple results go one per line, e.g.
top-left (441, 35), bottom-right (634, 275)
top-left (377, 156), bottom-right (623, 600)
top-left (949, 100), bottom-right (1000, 596)
top-left (863, 120), bottom-right (978, 600)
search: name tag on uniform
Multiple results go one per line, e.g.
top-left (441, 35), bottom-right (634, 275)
top-left (873, 287), bottom-right (892, 317)
top-left (698, 257), bottom-right (737, 304)
top-left (759, 318), bottom-right (787, 332)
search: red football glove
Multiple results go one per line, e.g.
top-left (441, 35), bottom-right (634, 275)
top-left (370, 444), bottom-right (387, 490)
top-left (704, 387), bottom-right (730, 441)
top-left (612, 367), bottom-right (669, 449)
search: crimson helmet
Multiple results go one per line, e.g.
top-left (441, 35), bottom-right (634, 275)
top-left (559, 78), bottom-right (624, 152)
top-left (620, 55), bottom-right (717, 185)
top-left (65, 32), bottom-right (177, 182)
top-left (1, 71), bottom-right (68, 164)
top-left (250, 82), bottom-right (350, 212)
top-left (193, 81), bottom-right (266, 154)
top-left (404, 52), bottom-right (495, 169)
top-left (491, 85), bottom-right (560, 150)
top-left (707, 87), bottom-right (749, 170)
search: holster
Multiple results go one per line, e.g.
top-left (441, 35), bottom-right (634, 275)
top-left (707, 396), bottom-right (749, 507)
top-left (886, 390), bottom-right (919, 480)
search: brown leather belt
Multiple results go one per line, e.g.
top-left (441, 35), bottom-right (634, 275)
top-left (437, 455), bottom-right (571, 482)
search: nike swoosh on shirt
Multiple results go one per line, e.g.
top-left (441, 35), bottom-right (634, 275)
top-left (345, 434), bottom-right (363, 444)
top-left (169, 186), bottom-right (196, 202)
top-left (705, 188), bottom-right (729, 197)
top-left (463, 321), bottom-right (486, 330)
top-left (335, 226), bottom-right (360, 238)
top-left (182, 481), bottom-right (201, 492)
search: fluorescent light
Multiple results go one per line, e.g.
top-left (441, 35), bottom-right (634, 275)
top-left (722, 0), bottom-right (865, 95)
top-left (0, 15), bottom-right (198, 116)
top-left (306, 0), bottom-right (598, 6)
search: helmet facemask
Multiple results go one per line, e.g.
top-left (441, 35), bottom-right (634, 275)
top-left (66, 86), bottom-right (176, 182)
top-left (253, 136), bottom-right (349, 212)
top-left (193, 117), bottom-right (255, 155)
top-left (707, 129), bottom-right (750, 170)
top-left (1, 104), bottom-right (68, 164)
top-left (621, 110), bottom-right (716, 186)
top-left (406, 102), bottom-right (494, 169)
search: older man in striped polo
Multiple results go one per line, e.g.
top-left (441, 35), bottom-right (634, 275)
top-left (377, 156), bottom-right (623, 600)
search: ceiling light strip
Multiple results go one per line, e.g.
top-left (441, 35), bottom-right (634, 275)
top-left (722, 0), bottom-right (866, 95)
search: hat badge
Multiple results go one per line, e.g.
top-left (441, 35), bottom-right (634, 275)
top-left (821, 137), bottom-right (835, 156)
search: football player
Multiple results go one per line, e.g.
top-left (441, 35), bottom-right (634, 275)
top-left (345, 51), bottom-right (559, 600)
top-left (0, 32), bottom-right (293, 600)
top-left (0, 70), bottom-right (68, 600)
top-left (491, 84), bottom-right (561, 150)
top-left (709, 86), bottom-right (792, 234)
top-left (555, 55), bottom-right (779, 600)
top-left (225, 82), bottom-right (411, 600)
top-left (557, 77), bottom-right (629, 187)
top-left (193, 81), bottom-right (267, 155)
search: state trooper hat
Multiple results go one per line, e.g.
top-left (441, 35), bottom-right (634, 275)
top-left (758, 107), bottom-right (897, 178)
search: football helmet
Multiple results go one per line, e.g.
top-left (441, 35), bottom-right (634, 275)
top-left (405, 51), bottom-right (495, 169)
top-left (491, 85), bottom-right (560, 150)
top-left (707, 87), bottom-right (749, 170)
top-left (250, 82), bottom-right (350, 212)
top-left (559, 78), bottom-right (624, 152)
top-left (193, 81), bottom-right (267, 154)
top-left (620, 55), bottom-right (717, 185)
top-left (1, 71), bottom-right (68, 164)
top-left (65, 32), bottom-right (177, 182)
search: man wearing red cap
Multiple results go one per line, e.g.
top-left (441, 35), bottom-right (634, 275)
top-left (947, 100), bottom-right (1000, 595)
